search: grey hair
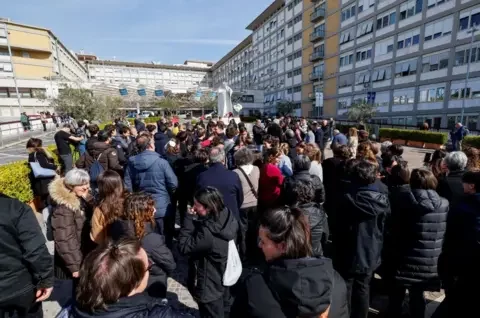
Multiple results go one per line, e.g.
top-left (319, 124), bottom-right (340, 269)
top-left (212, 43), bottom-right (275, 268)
top-left (444, 151), bottom-right (468, 171)
top-left (234, 148), bottom-right (253, 166)
top-left (333, 129), bottom-right (340, 135)
top-left (381, 141), bottom-right (393, 154)
top-left (64, 168), bottom-right (90, 187)
top-left (209, 147), bottom-right (226, 164)
top-left (293, 155), bottom-right (311, 172)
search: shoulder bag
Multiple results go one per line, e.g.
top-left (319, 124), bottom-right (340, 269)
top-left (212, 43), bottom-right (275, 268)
top-left (29, 152), bottom-right (56, 178)
top-left (237, 167), bottom-right (258, 199)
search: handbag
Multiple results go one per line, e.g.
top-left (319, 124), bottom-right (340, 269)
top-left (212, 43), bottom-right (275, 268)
top-left (29, 152), bottom-right (56, 178)
top-left (238, 166), bottom-right (258, 199)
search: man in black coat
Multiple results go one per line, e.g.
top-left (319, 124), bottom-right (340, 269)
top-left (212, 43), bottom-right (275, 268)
top-left (196, 147), bottom-right (243, 220)
top-left (0, 194), bottom-right (54, 317)
top-left (154, 123), bottom-right (170, 158)
top-left (334, 160), bottom-right (390, 318)
top-left (437, 151), bottom-right (467, 207)
top-left (252, 119), bottom-right (265, 150)
top-left (313, 122), bottom-right (325, 153)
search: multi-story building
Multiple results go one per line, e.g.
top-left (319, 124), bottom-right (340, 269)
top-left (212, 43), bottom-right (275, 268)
top-left (328, 0), bottom-right (480, 129)
top-left (85, 59), bottom-right (213, 95)
top-left (0, 19), bottom-right (87, 120)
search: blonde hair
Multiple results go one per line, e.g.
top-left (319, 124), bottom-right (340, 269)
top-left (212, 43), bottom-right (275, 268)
top-left (349, 127), bottom-right (358, 137)
top-left (305, 143), bottom-right (321, 162)
top-left (356, 141), bottom-right (377, 165)
top-left (279, 143), bottom-right (290, 156)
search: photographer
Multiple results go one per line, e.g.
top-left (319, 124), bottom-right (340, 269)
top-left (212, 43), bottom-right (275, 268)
top-left (54, 124), bottom-right (84, 174)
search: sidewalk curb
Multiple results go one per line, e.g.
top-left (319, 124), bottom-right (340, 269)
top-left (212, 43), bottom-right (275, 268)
top-left (0, 131), bottom-right (56, 149)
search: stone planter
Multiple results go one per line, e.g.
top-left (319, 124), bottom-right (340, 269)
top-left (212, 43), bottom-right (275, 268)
top-left (407, 140), bottom-right (425, 148)
top-left (392, 139), bottom-right (406, 145)
top-left (424, 143), bottom-right (442, 150)
top-left (380, 137), bottom-right (391, 143)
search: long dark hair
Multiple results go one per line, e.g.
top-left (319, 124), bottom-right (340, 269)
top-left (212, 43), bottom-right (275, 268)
top-left (194, 187), bottom-right (225, 221)
top-left (260, 206), bottom-right (313, 259)
top-left (97, 171), bottom-right (125, 226)
top-left (76, 238), bottom-right (145, 313)
top-left (26, 138), bottom-right (45, 153)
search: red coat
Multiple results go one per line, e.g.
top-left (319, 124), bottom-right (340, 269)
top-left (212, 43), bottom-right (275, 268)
top-left (259, 163), bottom-right (284, 207)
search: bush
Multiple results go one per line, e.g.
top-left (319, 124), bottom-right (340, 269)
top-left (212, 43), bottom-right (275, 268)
top-left (464, 136), bottom-right (480, 149)
top-left (0, 161), bottom-right (34, 202)
top-left (379, 128), bottom-right (448, 144)
top-left (239, 116), bottom-right (258, 123)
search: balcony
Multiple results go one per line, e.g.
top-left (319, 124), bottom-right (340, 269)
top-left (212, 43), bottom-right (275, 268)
top-left (308, 93), bottom-right (316, 100)
top-left (310, 8), bottom-right (326, 23)
top-left (310, 29), bottom-right (325, 42)
top-left (310, 50), bottom-right (324, 62)
top-left (309, 71), bottom-right (323, 81)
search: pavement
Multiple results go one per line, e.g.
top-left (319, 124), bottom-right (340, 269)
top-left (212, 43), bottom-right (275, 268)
top-left (0, 131), bottom-right (56, 166)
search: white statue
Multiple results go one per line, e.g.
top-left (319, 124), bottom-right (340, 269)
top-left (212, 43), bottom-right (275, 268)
top-left (217, 83), bottom-right (233, 118)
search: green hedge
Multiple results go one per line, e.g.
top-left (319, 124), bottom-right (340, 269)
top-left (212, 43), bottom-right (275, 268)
top-left (379, 128), bottom-right (448, 144)
top-left (0, 161), bottom-right (34, 202)
top-left (239, 116), bottom-right (258, 123)
top-left (463, 136), bottom-right (480, 149)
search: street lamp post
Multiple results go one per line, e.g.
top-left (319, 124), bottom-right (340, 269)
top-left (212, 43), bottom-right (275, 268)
top-left (460, 24), bottom-right (479, 124)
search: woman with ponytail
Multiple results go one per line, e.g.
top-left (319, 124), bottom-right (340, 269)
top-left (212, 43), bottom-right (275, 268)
top-left (232, 206), bottom-right (349, 318)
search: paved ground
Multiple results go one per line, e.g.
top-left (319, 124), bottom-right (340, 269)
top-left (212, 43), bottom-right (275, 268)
top-left (0, 131), bottom-right (55, 166)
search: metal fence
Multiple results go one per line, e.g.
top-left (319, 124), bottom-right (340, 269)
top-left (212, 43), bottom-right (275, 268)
top-left (0, 119), bottom-right (57, 148)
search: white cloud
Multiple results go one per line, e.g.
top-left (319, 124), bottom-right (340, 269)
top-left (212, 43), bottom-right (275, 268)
top-left (100, 38), bottom-right (240, 45)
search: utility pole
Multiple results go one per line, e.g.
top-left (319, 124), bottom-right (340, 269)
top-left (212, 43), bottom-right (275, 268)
top-left (4, 23), bottom-right (22, 113)
top-left (460, 24), bottom-right (478, 124)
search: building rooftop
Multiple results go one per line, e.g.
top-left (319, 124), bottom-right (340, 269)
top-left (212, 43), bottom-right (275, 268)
top-left (86, 59), bottom-right (212, 72)
top-left (246, 0), bottom-right (285, 31)
top-left (184, 60), bottom-right (214, 67)
top-left (211, 35), bottom-right (253, 71)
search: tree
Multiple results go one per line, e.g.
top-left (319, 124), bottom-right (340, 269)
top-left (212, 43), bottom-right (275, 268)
top-left (99, 96), bottom-right (125, 120)
top-left (347, 102), bottom-right (376, 124)
top-left (276, 100), bottom-right (296, 116)
top-left (152, 96), bottom-right (181, 115)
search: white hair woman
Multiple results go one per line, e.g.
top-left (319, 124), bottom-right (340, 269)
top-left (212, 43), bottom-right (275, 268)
top-left (48, 168), bottom-right (94, 285)
top-left (437, 151), bottom-right (468, 205)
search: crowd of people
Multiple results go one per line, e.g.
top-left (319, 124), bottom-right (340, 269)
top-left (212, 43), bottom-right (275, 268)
top-left (1, 114), bottom-right (480, 318)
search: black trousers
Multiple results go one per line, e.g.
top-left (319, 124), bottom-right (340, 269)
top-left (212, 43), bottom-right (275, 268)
top-left (386, 285), bottom-right (425, 318)
top-left (198, 289), bottom-right (231, 318)
top-left (239, 206), bottom-right (257, 263)
top-left (342, 272), bottom-right (373, 318)
top-left (0, 289), bottom-right (42, 318)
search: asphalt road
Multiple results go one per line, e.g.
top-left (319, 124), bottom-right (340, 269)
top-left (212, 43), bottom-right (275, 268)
top-left (0, 132), bottom-right (56, 166)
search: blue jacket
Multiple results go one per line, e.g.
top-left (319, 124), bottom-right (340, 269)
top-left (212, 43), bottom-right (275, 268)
top-left (332, 133), bottom-right (348, 147)
top-left (196, 163), bottom-right (244, 219)
top-left (125, 151), bottom-right (178, 218)
top-left (154, 132), bottom-right (169, 157)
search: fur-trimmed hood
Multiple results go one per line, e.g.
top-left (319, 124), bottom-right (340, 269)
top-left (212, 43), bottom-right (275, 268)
top-left (48, 177), bottom-right (82, 212)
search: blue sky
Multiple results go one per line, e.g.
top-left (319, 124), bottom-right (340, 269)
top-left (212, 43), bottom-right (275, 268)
top-left (4, 0), bottom-right (273, 64)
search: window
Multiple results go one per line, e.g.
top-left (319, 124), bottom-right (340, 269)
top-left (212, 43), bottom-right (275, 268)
top-left (451, 78), bottom-right (480, 99)
top-left (293, 15), bottom-right (302, 24)
top-left (355, 71), bottom-right (370, 84)
top-left (358, 0), bottom-right (375, 12)
top-left (22, 52), bottom-right (30, 58)
top-left (293, 33), bottom-right (302, 42)
top-left (356, 20), bottom-right (374, 38)
top-left (395, 58), bottom-right (418, 77)
top-left (18, 88), bottom-right (32, 98)
top-left (340, 28), bottom-right (355, 44)
top-left (372, 65), bottom-right (392, 82)
top-left (338, 98), bottom-right (351, 108)
top-left (293, 69), bottom-right (302, 76)
top-left (287, 38), bottom-right (293, 45)
top-left (420, 85), bottom-right (445, 102)
top-left (424, 16), bottom-right (453, 42)
top-left (375, 37), bottom-right (394, 56)
top-left (0, 49), bottom-right (8, 56)
top-left (399, 0), bottom-right (423, 21)
top-left (0, 88), bottom-right (8, 98)
top-left (339, 53), bottom-right (354, 67)
top-left (288, 21), bottom-right (293, 28)
top-left (459, 7), bottom-right (480, 31)
top-left (427, 0), bottom-right (452, 9)
top-left (376, 10), bottom-right (396, 30)
top-left (339, 74), bottom-right (354, 87)
top-left (393, 88), bottom-right (415, 104)
top-left (288, 3), bottom-right (293, 10)
top-left (455, 43), bottom-right (480, 66)
top-left (287, 54), bottom-right (293, 62)
top-left (397, 27), bottom-right (420, 49)
top-left (293, 86), bottom-right (302, 93)
top-left (422, 51), bottom-right (449, 72)
top-left (356, 46), bottom-right (372, 62)
top-left (293, 51), bottom-right (302, 59)
top-left (341, 5), bottom-right (356, 22)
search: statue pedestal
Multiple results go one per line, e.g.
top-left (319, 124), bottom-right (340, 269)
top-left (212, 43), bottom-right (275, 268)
top-left (220, 117), bottom-right (241, 125)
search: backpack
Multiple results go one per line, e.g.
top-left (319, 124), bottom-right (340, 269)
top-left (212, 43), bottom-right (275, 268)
top-left (90, 152), bottom-right (105, 185)
top-left (223, 240), bottom-right (242, 286)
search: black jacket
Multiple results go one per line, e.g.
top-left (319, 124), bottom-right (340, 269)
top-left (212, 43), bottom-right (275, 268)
top-left (298, 202), bottom-right (329, 257)
top-left (334, 184), bottom-right (389, 274)
top-left (322, 157), bottom-right (347, 213)
top-left (180, 162), bottom-right (209, 205)
top-left (231, 257), bottom-right (349, 318)
top-left (252, 124), bottom-right (264, 145)
top-left (109, 220), bottom-right (176, 298)
top-left (385, 187), bottom-right (448, 289)
top-left (440, 193), bottom-right (480, 280)
top-left (437, 170), bottom-right (466, 206)
top-left (178, 208), bottom-right (239, 303)
top-left (154, 132), bottom-right (169, 157)
top-left (71, 293), bottom-right (192, 318)
top-left (0, 195), bottom-right (53, 302)
top-left (314, 127), bottom-right (324, 150)
top-left (28, 151), bottom-right (56, 198)
top-left (283, 171), bottom-right (325, 205)
top-left (86, 136), bottom-right (98, 156)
